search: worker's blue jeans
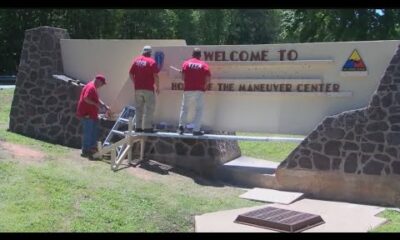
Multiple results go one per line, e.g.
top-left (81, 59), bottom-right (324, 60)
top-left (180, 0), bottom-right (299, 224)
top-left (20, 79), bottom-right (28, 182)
top-left (81, 118), bottom-right (98, 153)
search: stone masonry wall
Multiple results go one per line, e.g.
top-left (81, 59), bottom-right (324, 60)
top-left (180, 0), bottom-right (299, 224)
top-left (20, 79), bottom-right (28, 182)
top-left (9, 26), bottom-right (113, 148)
top-left (276, 44), bottom-right (400, 206)
top-left (130, 131), bottom-right (241, 177)
top-left (9, 26), bottom-right (241, 175)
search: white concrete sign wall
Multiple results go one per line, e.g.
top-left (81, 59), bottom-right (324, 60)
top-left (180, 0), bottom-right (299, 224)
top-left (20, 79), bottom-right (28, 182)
top-left (61, 40), bottom-right (400, 135)
top-left (60, 39), bottom-right (187, 111)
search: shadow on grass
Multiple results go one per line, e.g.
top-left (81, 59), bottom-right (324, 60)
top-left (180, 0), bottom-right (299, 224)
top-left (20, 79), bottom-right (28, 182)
top-left (167, 165), bottom-right (226, 188)
top-left (96, 156), bottom-right (227, 188)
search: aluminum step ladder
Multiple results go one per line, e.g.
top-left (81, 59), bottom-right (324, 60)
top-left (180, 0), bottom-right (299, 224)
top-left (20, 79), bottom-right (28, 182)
top-left (103, 105), bottom-right (136, 155)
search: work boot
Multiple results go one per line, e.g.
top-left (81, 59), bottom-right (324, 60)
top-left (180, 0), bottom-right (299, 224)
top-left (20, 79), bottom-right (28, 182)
top-left (193, 130), bottom-right (205, 136)
top-left (80, 150), bottom-right (90, 158)
top-left (177, 125), bottom-right (184, 135)
top-left (88, 153), bottom-right (101, 161)
top-left (89, 147), bottom-right (98, 155)
top-left (90, 147), bottom-right (98, 153)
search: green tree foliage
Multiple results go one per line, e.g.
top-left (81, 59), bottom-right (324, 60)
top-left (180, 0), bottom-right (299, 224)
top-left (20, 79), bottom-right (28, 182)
top-left (0, 9), bottom-right (71, 74)
top-left (197, 9), bottom-right (229, 44)
top-left (118, 9), bottom-right (176, 39)
top-left (1, 9), bottom-right (399, 75)
top-left (59, 9), bottom-right (117, 39)
top-left (169, 9), bottom-right (198, 44)
top-left (225, 9), bottom-right (279, 44)
top-left (279, 9), bottom-right (400, 43)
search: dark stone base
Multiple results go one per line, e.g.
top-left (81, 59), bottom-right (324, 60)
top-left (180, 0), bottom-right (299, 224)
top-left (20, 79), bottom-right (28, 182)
top-left (276, 168), bottom-right (400, 207)
top-left (130, 131), bottom-right (241, 177)
top-left (276, 44), bottom-right (400, 206)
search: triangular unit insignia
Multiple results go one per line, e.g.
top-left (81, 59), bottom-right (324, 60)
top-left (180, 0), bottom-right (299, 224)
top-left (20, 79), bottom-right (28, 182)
top-left (342, 49), bottom-right (367, 71)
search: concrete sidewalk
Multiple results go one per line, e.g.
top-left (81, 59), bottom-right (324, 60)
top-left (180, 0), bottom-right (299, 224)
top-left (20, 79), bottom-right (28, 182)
top-left (216, 156), bottom-right (279, 189)
top-left (239, 188), bottom-right (304, 204)
top-left (195, 198), bottom-right (387, 232)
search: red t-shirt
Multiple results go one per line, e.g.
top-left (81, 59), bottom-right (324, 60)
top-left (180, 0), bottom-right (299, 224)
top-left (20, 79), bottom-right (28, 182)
top-left (76, 81), bottom-right (99, 120)
top-left (129, 55), bottom-right (159, 91)
top-left (182, 58), bottom-right (211, 91)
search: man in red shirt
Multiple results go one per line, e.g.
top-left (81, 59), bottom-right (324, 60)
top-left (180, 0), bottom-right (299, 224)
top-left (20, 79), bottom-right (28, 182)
top-left (178, 48), bottom-right (211, 136)
top-left (76, 74), bottom-right (110, 158)
top-left (129, 45), bottom-right (160, 133)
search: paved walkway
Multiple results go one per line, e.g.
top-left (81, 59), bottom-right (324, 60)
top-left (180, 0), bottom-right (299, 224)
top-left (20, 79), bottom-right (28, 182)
top-left (195, 198), bottom-right (387, 232)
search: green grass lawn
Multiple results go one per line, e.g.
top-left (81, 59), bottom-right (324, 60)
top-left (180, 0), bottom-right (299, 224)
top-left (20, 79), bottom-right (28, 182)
top-left (373, 210), bottom-right (400, 232)
top-left (0, 88), bottom-right (261, 232)
top-left (0, 155), bottom-right (261, 232)
top-left (0, 88), bottom-right (399, 232)
top-left (237, 132), bottom-right (302, 162)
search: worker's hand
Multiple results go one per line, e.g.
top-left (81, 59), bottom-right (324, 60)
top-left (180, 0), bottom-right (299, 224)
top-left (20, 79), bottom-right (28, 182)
top-left (105, 109), bottom-right (113, 119)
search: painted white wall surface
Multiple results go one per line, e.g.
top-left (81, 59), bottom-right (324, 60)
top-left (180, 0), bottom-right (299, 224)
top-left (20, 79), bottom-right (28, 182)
top-left (61, 40), bottom-right (400, 135)
top-left (60, 39), bottom-right (187, 112)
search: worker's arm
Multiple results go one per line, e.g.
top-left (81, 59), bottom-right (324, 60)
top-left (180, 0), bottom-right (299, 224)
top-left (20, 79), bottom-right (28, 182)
top-left (84, 97), bottom-right (109, 110)
top-left (130, 73), bottom-right (135, 83)
top-left (181, 71), bottom-right (185, 89)
top-left (84, 97), bottom-right (100, 108)
top-left (154, 73), bottom-right (160, 95)
top-left (99, 99), bottom-right (110, 110)
top-left (204, 75), bottom-right (211, 91)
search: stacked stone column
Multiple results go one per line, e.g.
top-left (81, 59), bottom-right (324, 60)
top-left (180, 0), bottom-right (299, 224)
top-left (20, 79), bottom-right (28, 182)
top-left (276, 45), bottom-right (400, 206)
top-left (9, 26), bottom-right (241, 176)
top-left (9, 26), bottom-right (112, 148)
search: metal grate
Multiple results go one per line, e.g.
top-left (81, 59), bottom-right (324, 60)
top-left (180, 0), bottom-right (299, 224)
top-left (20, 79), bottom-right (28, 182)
top-left (234, 206), bottom-right (325, 232)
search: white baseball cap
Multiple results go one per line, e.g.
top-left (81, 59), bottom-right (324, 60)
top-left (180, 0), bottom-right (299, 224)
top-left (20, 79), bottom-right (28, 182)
top-left (143, 45), bottom-right (152, 53)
